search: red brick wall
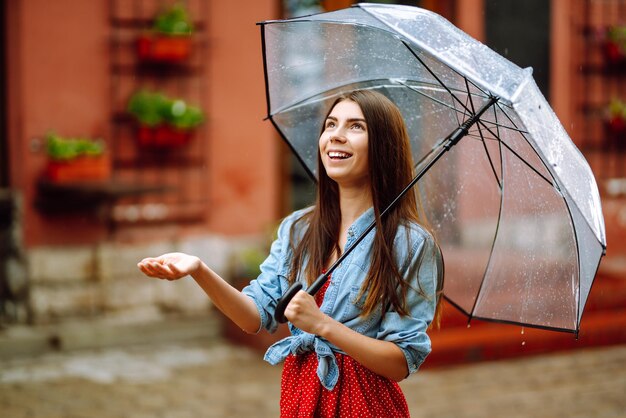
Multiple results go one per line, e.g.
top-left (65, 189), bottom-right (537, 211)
top-left (5, 0), bottom-right (281, 247)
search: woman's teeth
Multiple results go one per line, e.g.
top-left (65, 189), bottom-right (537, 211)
top-left (329, 151), bottom-right (351, 159)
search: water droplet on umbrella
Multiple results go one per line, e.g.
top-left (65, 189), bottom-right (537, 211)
top-left (521, 341), bottom-right (526, 346)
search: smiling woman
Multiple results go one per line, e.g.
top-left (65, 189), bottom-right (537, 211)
top-left (319, 100), bottom-right (370, 190)
top-left (138, 89), bottom-right (444, 417)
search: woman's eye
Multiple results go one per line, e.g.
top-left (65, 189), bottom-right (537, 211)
top-left (351, 123), bottom-right (364, 130)
top-left (325, 121), bottom-right (335, 128)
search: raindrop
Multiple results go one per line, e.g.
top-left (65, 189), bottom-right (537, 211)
top-left (466, 323), bottom-right (471, 329)
top-left (521, 341), bottom-right (526, 346)
top-left (521, 327), bottom-right (525, 335)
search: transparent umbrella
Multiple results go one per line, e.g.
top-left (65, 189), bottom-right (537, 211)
top-left (260, 3), bottom-right (606, 335)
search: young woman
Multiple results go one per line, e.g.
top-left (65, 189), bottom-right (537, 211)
top-left (138, 90), bottom-right (443, 417)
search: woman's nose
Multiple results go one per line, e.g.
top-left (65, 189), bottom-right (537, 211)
top-left (330, 134), bottom-right (346, 143)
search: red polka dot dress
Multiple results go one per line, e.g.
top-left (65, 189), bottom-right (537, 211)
top-left (279, 279), bottom-right (410, 417)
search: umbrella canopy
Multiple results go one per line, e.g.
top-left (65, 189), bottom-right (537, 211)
top-left (259, 3), bottom-right (606, 334)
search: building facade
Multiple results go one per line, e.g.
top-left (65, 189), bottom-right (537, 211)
top-left (1, 0), bottom-right (624, 339)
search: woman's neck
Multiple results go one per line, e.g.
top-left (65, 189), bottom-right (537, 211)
top-left (325, 184), bottom-right (372, 264)
top-left (338, 185), bottom-right (373, 229)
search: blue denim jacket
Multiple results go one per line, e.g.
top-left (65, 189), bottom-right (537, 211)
top-left (242, 207), bottom-right (441, 390)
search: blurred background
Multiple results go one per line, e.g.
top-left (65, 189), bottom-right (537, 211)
top-left (0, 0), bottom-right (625, 417)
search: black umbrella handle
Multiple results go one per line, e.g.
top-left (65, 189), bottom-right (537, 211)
top-left (274, 273), bottom-right (329, 323)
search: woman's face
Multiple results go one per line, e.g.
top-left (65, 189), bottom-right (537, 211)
top-left (319, 99), bottom-right (370, 189)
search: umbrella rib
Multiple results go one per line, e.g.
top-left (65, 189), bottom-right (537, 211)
top-left (400, 40), bottom-right (473, 116)
top-left (467, 138), bottom-right (505, 323)
top-left (382, 81), bottom-right (489, 114)
top-left (395, 82), bottom-right (463, 114)
top-left (488, 102), bottom-right (504, 189)
top-left (492, 101), bottom-right (604, 292)
top-left (259, 24), bottom-right (273, 120)
top-left (560, 186), bottom-right (582, 333)
top-left (464, 78), bottom-right (477, 115)
top-left (268, 116), bottom-right (318, 182)
top-left (397, 80), bottom-right (516, 135)
top-left (475, 116), bottom-right (556, 188)
top-left (476, 119), bottom-right (503, 190)
top-left (492, 100), bottom-right (532, 135)
top-left (268, 79), bottom-right (475, 116)
top-left (498, 137), bottom-right (554, 186)
top-left (464, 77), bottom-right (527, 136)
top-left (465, 94), bottom-right (503, 321)
top-left (489, 101), bottom-right (557, 186)
top-left (476, 120), bottom-right (528, 134)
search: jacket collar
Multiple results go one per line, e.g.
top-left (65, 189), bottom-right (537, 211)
top-left (347, 206), bottom-right (376, 237)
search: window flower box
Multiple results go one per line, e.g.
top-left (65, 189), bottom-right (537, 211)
top-left (44, 133), bottom-right (111, 183)
top-left (136, 3), bottom-right (194, 63)
top-left (603, 25), bottom-right (626, 68)
top-left (127, 90), bottom-right (204, 149)
top-left (605, 99), bottom-right (626, 148)
top-left (136, 34), bottom-right (192, 63)
top-left (136, 124), bottom-right (195, 148)
top-left (46, 155), bottom-right (111, 183)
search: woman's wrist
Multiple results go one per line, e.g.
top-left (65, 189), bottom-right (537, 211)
top-left (316, 315), bottom-right (340, 339)
top-left (190, 259), bottom-right (211, 282)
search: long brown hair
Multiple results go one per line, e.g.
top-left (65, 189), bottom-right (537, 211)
top-left (288, 89), bottom-right (442, 323)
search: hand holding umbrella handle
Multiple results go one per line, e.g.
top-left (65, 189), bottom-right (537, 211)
top-left (274, 273), bottom-right (329, 323)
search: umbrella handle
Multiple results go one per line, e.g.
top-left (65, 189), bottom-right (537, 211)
top-left (274, 282), bottom-right (302, 323)
top-left (274, 273), bottom-right (329, 323)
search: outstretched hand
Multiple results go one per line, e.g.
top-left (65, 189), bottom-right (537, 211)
top-left (137, 252), bottom-right (202, 281)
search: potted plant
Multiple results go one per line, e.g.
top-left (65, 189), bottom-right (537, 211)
top-left (44, 133), bottom-right (111, 183)
top-left (603, 25), bottom-right (626, 68)
top-left (606, 99), bottom-right (626, 147)
top-left (127, 89), bottom-right (204, 148)
top-left (222, 243), bottom-right (290, 352)
top-left (229, 246), bottom-right (267, 290)
top-left (136, 2), bottom-right (194, 63)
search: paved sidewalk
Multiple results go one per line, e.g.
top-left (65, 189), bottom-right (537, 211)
top-left (1, 339), bottom-right (625, 418)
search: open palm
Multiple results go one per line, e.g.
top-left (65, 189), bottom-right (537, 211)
top-left (137, 252), bottom-right (201, 281)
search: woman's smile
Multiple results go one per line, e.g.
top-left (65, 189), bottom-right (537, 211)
top-left (327, 150), bottom-right (353, 160)
top-left (320, 100), bottom-right (369, 188)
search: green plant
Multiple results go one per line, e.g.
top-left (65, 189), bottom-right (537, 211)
top-left (127, 90), bottom-right (204, 129)
top-left (232, 247), bottom-right (267, 280)
top-left (45, 132), bottom-right (105, 161)
top-left (153, 3), bottom-right (193, 35)
top-left (608, 98), bottom-right (626, 120)
top-left (607, 25), bottom-right (626, 52)
top-left (605, 25), bottom-right (626, 64)
top-left (229, 224), bottom-right (279, 285)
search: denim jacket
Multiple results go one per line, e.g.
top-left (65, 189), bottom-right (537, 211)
top-left (242, 207), bottom-right (442, 390)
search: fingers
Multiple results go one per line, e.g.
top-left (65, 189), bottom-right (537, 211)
top-left (284, 290), bottom-right (312, 317)
top-left (137, 259), bottom-right (182, 281)
top-left (284, 291), bottom-right (325, 334)
top-left (137, 253), bottom-right (198, 282)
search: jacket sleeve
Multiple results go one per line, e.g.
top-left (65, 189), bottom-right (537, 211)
top-left (241, 210), bottom-right (302, 334)
top-left (375, 228), bottom-right (441, 375)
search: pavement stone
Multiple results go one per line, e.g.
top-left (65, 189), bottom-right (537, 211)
top-left (0, 338), bottom-right (624, 418)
